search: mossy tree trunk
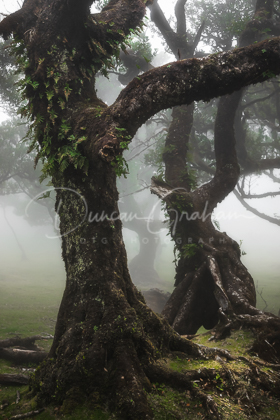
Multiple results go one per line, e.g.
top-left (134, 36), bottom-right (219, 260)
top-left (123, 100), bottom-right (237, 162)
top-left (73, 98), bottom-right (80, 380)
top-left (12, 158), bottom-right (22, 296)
top-left (1, 0), bottom-right (280, 417)
top-left (148, 0), bottom-right (254, 335)
top-left (153, 92), bottom-right (258, 334)
top-left (155, 0), bottom-right (280, 337)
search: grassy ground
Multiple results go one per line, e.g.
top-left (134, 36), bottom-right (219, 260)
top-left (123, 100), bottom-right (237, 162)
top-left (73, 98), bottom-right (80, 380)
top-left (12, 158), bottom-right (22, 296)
top-left (0, 259), bottom-right (64, 345)
top-left (0, 264), bottom-right (280, 419)
top-left (1, 329), bottom-right (280, 419)
top-left (145, 329), bottom-right (280, 420)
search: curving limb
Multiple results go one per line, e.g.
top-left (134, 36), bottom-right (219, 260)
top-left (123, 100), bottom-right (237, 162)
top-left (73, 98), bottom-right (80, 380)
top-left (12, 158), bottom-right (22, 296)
top-left (233, 188), bottom-right (280, 226)
top-left (1, 0), bottom-right (280, 417)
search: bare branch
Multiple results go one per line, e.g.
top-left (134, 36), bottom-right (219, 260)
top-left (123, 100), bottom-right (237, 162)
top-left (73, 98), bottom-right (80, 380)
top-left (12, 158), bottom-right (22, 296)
top-left (233, 189), bottom-right (280, 226)
top-left (240, 87), bottom-right (280, 111)
top-left (0, 374), bottom-right (29, 386)
top-left (149, 0), bottom-right (181, 57)
top-left (175, 0), bottom-right (188, 36)
top-left (264, 169), bottom-right (280, 183)
top-left (237, 183), bottom-right (280, 199)
top-left (242, 157), bottom-right (280, 175)
top-left (9, 409), bottom-right (45, 419)
top-left (193, 20), bottom-right (206, 52)
top-left (86, 37), bottom-right (280, 164)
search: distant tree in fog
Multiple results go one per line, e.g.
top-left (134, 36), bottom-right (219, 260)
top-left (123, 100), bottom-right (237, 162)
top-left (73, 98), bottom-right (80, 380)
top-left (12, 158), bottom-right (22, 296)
top-left (1, 0), bottom-right (280, 416)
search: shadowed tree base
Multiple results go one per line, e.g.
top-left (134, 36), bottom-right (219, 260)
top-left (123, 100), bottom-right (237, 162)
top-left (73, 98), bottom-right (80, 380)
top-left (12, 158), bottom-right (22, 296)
top-left (30, 273), bottom-right (230, 419)
top-left (161, 227), bottom-right (258, 335)
top-left (151, 92), bottom-right (280, 355)
top-left (1, 0), bottom-right (280, 418)
top-left (31, 299), bottom-right (280, 419)
top-left (151, 174), bottom-right (280, 354)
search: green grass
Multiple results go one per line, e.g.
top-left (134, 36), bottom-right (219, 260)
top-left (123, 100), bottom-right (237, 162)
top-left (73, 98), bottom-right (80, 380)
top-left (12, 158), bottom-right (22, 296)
top-left (0, 259), bottom-right (114, 419)
top-left (255, 274), bottom-right (280, 315)
top-left (1, 261), bottom-right (280, 419)
top-left (0, 259), bottom-right (64, 343)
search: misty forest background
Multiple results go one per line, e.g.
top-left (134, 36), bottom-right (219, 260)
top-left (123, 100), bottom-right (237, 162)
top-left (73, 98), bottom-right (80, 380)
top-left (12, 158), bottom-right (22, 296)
top-left (0, 0), bottom-right (280, 340)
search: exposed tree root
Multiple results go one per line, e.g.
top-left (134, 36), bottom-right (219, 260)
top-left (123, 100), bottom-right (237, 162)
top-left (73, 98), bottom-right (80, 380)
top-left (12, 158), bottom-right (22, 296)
top-left (9, 409), bottom-right (45, 419)
top-left (1, 322), bottom-right (280, 419)
top-left (170, 333), bottom-right (236, 361)
top-left (29, 303), bottom-right (280, 419)
top-left (0, 373), bottom-right (29, 386)
top-left (208, 310), bottom-right (280, 363)
top-left (0, 335), bottom-right (51, 365)
top-left (144, 363), bottom-right (221, 419)
top-left (32, 297), bottom-right (237, 419)
top-left (143, 342), bottom-right (280, 419)
top-left (240, 356), bottom-right (280, 371)
top-left (0, 335), bottom-right (53, 350)
top-left (0, 348), bottom-right (47, 365)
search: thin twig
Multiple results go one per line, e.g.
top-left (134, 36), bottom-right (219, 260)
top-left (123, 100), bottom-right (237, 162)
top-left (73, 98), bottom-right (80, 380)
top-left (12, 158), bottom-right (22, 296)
top-left (9, 408), bottom-right (44, 419)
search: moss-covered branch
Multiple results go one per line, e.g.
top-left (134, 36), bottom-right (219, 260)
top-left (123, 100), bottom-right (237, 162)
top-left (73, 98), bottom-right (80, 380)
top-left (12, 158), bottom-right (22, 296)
top-left (80, 36), bottom-right (280, 164)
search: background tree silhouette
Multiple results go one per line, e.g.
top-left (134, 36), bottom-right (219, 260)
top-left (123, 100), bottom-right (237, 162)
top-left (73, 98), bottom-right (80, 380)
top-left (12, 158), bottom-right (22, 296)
top-left (0, 0), bottom-right (280, 418)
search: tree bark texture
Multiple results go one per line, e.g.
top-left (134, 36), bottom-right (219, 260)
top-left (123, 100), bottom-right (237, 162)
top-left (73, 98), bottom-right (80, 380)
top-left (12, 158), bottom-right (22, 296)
top-left (148, 1), bottom-right (257, 335)
top-left (0, 335), bottom-right (52, 350)
top-left (0, 348), bottom-right (47, 364)
top-left (0, 335), bottom-right (52, 364)
top-left (152, 94), bottom-right (257, 334)
top-left (0, 374), bottom-right (29, 386)
top-left (152, 0), bottom-right (280, 338)
top-left (1, 0), bottom-right (280, 418)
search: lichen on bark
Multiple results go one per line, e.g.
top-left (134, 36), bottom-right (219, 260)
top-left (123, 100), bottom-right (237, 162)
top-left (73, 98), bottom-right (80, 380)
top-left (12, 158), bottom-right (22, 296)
top-left (1, 0), bottom-right (280, 418)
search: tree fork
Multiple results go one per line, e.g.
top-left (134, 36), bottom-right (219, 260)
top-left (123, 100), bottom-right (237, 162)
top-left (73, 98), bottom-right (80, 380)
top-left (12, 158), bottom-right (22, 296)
top-left (1, 0), bottom-right (280, 418)
top-left (151, 94), bottom-right (256, 334)
top-left (155, 0), bottom-right (280, 338)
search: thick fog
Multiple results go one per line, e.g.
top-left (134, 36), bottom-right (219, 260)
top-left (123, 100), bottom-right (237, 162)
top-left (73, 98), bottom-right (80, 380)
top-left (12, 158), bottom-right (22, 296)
top-left (0, 0), bottom-right (279, 334)
top-left (0, 137), bottom-right (279, 315)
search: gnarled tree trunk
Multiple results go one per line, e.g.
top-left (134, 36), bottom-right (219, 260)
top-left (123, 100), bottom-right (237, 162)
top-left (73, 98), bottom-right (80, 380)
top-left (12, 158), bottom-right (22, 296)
top-left (154, 0), bottom-right (280, 339)
top-left (152, 92), bottom-right (257, 334)
top-left (1, 0), bottom-right (280, 417)
top-left (32, 166), bottom-right (227, 418)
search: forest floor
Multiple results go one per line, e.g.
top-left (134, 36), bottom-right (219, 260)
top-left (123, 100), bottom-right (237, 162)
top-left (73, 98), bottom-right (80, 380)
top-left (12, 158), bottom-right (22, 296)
top-left (0, 329), bottom-right (280, 419)
top-left (0, 266), bottom-right (280, 419)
